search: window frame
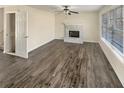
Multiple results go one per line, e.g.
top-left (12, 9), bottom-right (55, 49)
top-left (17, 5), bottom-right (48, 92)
top-left (101, 5), bottom-right (124, 57)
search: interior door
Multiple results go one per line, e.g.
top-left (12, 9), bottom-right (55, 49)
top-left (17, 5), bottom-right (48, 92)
top-left (16, 11), bottom-right (28, 58)
top-left (5, 14), bottom-right (11, 53)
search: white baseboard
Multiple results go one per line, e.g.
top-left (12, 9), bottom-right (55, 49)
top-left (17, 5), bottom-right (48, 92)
top-left (55, 38), bottom-right (99, 43)
top-left (28, 38), bottom-right (54, 53)
top-left (83, 40), bottom-right (99, 43)
top-left (99, 39), bottom-right (124, 87)
top-left (55, 37), bottom-right (64, 40)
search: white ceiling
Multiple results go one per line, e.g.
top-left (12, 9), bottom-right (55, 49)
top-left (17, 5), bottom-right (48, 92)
top-left (29, 5), bottom-right (103, 12)
top-left (0, 5), bottom-right (8, 8)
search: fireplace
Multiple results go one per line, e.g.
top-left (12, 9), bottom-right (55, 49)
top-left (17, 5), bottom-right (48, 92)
top-left (64, 24), bottom-right (83, 44)
top-left (69, 31), bottom-right (79, 38)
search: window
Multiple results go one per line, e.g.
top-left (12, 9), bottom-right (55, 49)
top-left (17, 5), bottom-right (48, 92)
top-left (102, 6), bottom-right (123, 54)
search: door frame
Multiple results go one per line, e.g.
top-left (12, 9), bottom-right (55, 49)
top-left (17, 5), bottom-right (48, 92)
top-left (4, 11), bottom-right (17, 54)
top-left (4, 10), bottom-right (28, 58)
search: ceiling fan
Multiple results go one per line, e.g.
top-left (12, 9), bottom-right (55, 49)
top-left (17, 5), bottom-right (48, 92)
top-left (57, 6), bottom-right (79, 15)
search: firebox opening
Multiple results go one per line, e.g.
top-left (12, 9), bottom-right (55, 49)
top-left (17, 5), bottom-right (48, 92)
top-left (69, 31), bottom-right (79, 38)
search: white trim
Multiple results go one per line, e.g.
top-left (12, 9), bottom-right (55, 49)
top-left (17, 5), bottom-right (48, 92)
top-left (122, 5), bottom-right (124, 58)
top-left (99, 5), bottom-right (124, 60)
top-left (26, 11), bottom-right (29, 54)
top-left (4, 10), bottom-right (29, 58)
top-left (28, 38), bottom-right (54, 53)
top-left (99, 5), bottom-right (124, 86)
top-left (55, 38), bottom-right (64, 40)
top-left (99, 39), bottom-right (124, 87)
top-left (55, 38), bottom-right (99, 43)
top-left (5, 10), bottom-right (18, 14)
top-left (83, 40), bottom-right (99, 43)
top-left (4, 11), bottom-right (17, 55)
top-left (3, 10), bottom-right (6, 53)
top-left (102, 38), bottom-right (123, 58)
top-left (101, 38), bottom-right (124, 63)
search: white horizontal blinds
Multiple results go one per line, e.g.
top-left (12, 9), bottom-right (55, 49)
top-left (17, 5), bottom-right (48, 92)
top-left (112, 6), bottom-right (123, 53)
top-left (108, 10), bottom-right (114, 42)
top-left (102, 13), bottom-right (107, 39)
top-left (102, 5), bottom-right (123, 53)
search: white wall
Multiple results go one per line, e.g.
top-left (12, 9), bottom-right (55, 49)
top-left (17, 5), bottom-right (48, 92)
top-left (27, 7), bottom-right (55, 52)
top-left (55, 12), bottom-right (99, 42)
top-left (3, 5), bottom-right (124, 86)
top-left (99, 5), bottom-right (124, 86)
top-left (0, 8), bottom-right (4, 49)
top-left (4, 6), bottom-right (55, 53)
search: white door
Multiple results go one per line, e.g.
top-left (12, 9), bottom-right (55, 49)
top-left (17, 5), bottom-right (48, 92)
top-left (16, 11), bottom-right (28, 58)
top-left (5, 14), bottom-right (11, 52)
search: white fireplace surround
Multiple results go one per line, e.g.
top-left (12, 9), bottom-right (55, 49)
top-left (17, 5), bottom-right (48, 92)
top-left (64, 24), bottom-right (83, 44)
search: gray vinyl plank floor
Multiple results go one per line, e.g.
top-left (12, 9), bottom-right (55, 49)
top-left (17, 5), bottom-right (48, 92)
top-left (0, 40), bottom-right (123, 88)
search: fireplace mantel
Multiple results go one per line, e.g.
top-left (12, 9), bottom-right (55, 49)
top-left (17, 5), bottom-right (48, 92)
top-left (64, 24), bottom-right (83, 44)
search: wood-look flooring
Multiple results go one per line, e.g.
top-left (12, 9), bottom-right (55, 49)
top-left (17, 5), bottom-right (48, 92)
top-left (0, 40), bottom-right (123, 88)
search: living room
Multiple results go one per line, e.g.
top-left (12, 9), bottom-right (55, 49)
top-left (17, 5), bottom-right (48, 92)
top-left (0, 3), bottom-right (123, 89)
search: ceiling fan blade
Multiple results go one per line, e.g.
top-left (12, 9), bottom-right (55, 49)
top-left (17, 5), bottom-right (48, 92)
top-left (68, 12), bottom-right (71, 15)
top-left (63, 5), bottom-right (70, 9)
top-left (70, 11), bottom-right (79, 14)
